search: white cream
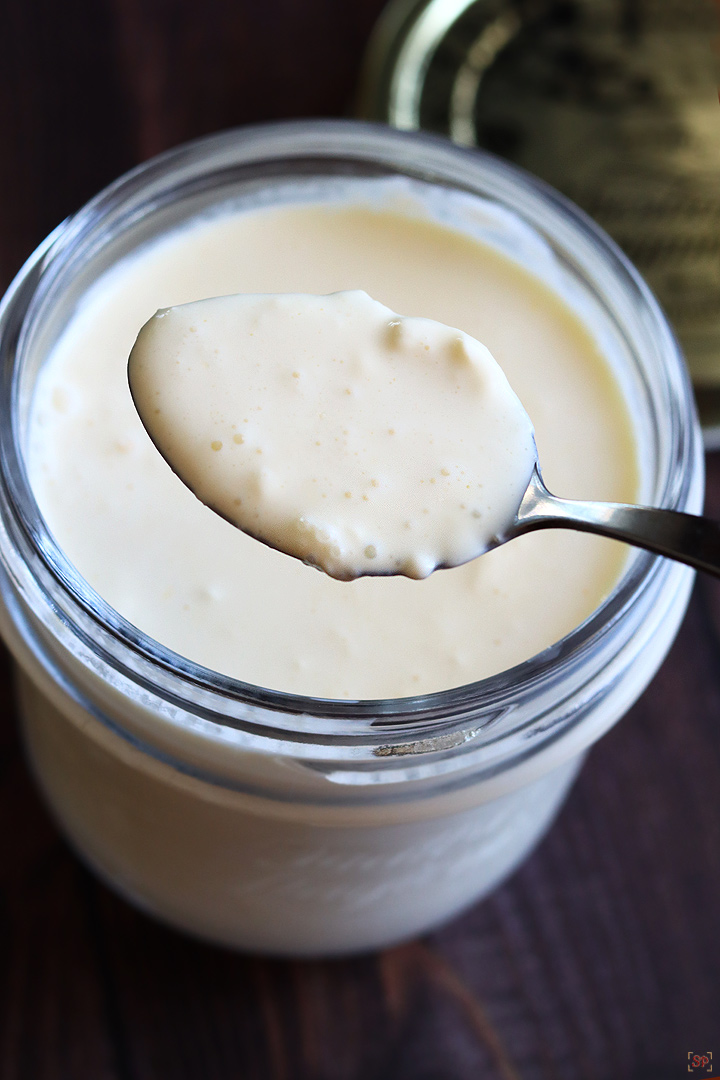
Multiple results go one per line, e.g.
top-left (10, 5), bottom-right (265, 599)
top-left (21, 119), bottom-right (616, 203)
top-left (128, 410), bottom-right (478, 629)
top-left (27, 191), bottom-right (637, 699)
top-left (128, 290), bottom-right (536, 580)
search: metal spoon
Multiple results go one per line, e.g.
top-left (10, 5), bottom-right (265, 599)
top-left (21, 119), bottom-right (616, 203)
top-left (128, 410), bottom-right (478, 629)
top-left (501, 463), bottom-right (718, 577)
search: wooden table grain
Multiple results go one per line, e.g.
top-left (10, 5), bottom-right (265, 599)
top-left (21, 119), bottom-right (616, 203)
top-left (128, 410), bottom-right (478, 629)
top-left (1, 3), bottom-right (719, 1077)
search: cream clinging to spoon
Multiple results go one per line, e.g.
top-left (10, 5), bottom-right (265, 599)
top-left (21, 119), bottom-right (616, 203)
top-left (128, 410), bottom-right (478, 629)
top-left (128, 289), bottom-right (537, 580)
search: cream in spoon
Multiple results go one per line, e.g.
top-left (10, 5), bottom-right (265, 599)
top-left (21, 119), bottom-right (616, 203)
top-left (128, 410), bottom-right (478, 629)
top-left (128, 290), bottom-right (537, 580)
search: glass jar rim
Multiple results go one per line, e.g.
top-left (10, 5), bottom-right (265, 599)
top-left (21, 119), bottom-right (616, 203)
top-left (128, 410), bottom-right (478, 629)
top-left (0, 118), bottom-right (700, 754)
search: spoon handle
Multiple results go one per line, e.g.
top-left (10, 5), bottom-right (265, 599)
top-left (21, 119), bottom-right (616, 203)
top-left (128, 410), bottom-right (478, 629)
top-left (512, 467), bottom-right (720, 578)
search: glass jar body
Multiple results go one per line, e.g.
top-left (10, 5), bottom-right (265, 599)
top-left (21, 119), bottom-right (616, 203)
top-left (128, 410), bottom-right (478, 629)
top-left (0, 121), bottom-right (702, 955)
top-left (17, 672), bottom-right (584, 954)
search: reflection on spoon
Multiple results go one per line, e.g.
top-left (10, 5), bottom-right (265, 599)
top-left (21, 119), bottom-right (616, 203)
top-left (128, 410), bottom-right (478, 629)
top-left (129, 289), bottom-right (720, 581)
top-left (505, 464), bottom-right (720, 578)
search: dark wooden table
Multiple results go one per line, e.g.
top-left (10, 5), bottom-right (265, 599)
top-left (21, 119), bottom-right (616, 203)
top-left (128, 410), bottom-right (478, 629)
top-left (1, 3), bottom-right (719, 1077)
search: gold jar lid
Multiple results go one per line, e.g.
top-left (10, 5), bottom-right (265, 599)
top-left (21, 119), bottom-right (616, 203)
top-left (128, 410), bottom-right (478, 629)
top-left (358, 0), bottom-right (720, 442)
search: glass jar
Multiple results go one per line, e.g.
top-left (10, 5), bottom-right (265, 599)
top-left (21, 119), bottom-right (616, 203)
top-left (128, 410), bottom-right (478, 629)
top-left (0, 121), bottom-right (703, 956)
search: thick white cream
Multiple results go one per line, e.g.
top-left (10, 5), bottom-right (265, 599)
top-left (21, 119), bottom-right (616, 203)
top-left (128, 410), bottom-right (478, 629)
top-left (128, 290), bottom-right (536, 580)
top-left (27, 189), bottom-right (638, 699)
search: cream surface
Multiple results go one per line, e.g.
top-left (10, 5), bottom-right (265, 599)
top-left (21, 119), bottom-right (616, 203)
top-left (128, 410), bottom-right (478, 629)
top-left (128, 290), bottom-right (536, 580)
top-left (27, 189), bottom-right (638, 699)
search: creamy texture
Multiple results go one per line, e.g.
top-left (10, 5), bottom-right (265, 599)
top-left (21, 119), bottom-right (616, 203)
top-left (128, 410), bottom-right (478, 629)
top-left (28, 189), bottom-right (638, 699)
top-left (128, 290), bottom-right (536, 580)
